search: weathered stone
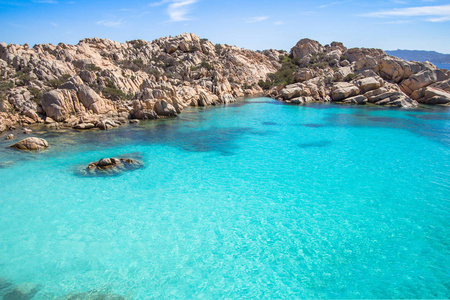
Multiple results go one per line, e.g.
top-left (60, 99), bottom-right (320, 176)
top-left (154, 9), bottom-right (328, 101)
top-left (356, 77), bottom-right (381, 93)
top-left (42, 89), bottom-right (85, 122)
top-left (10, 137), bottom-right (49, 151)
top-left (331, 82), bottom-right (360, 101)
top-left (77, 157), bottom-right (144, 177)
top-left (5, 133), bottom-right (15, 140)
top-left (400, 69), bottom-right (450, 95)
top-left (74, 123), bottom-right (95, 130)
top-left (342, 95), bottom-right (367, 105)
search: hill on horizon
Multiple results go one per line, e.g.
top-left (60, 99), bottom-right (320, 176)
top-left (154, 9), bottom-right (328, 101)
top-left (385, 49), bottom-right (450, 64)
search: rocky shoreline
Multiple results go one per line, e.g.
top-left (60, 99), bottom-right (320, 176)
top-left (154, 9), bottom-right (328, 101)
top-left (0, 33), bottom-right (449, 135)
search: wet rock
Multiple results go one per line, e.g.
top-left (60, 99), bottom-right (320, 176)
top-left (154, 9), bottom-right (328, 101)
top-left (74, 123), bottom-right (95, 130)
top-left (23, 128), bottom-right (32, 134)
top-left (341, 95), bottom-right (367, 105)
top-left (5, 133), bottom-right (15, 140)
top-left (10, 137), bottom-right (49, 151)
top-left (129, 119), bottom-right (140, 124)
top-left (77, 157), bottom-right (144, 177)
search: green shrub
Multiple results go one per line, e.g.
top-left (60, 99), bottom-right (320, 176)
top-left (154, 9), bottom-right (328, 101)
top-left (46, 74), bottom-right (71, 88)
top-left (189, 46), bottom-right (199, 53)
top-left (85, 64), bottom-right (101, 72)
top-left (190, 66), bottom-right (199, 71)
top-left (102, 87), bottom-right (133, 101)
top-left (343, 73), bottom-right (356, 82)
top-left (200, 61), bottom-right (213, 71)
top-left (0, 80), bottom-right (14, 92)
top-left (29, 87), bottom-right (42, 102)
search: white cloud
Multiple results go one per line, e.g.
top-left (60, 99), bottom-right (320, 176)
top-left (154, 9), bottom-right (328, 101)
top-left (50, 22), bottom-right (58, 27)
top-left (167, 0), bottom-right (198, 22)
top-left (364, 4), bottom-right (450, 22)
top-left (273, 21), bottom-right (283, 25)
top-left (149, 0), bottom-right (198, 22)
top-left (97, 19), bottom-right (124, 27)
top-left (246, 16), bottom-right (269, 23)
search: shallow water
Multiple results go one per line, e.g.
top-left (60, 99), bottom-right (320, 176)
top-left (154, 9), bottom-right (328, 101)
top-left (0, 99), bottom-right (449, 299)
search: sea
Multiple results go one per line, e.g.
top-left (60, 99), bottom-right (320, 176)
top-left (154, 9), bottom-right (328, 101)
top-left (435, 63), bottom-right (450, 70)
top-left (0, 99), bottom-right (449, 299)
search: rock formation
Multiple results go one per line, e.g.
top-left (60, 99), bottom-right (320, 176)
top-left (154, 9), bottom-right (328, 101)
top-left (77, 157), bottom-right (144, 176)
top-left (10, 137), bottom-right (49, 150)
top-left (1, 33), bottom-right (449, 135)
top-left (265, 38), bottom-right (450, 108)
top-left (0, 33), bottom-right (281, 133)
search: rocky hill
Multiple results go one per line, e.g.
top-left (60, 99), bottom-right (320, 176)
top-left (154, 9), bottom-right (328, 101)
top-left (263, 39), bottom-right (450, 108)
top-left (1, 33), bottom-right (449, 133)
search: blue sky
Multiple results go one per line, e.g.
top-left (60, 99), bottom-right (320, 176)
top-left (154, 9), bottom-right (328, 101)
top-left (1, 0), bottom-right (449, 53)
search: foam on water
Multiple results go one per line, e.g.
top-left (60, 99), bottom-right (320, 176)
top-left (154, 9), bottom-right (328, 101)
top-left (0, 99), bottom-right (449, 299)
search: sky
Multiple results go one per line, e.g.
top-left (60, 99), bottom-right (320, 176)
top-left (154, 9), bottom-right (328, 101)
top-left (0, 0), bottom-right (449, 53)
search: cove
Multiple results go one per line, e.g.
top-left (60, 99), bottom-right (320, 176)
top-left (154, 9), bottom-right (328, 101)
top-left (0, 98), bottom-right (449, 299)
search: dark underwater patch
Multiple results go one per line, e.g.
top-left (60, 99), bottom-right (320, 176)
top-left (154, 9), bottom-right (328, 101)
top-left (261, 121), bottom-right (277, 126)
top-left (301, 123), bottom-right (326, 128)
top-left (298, 140), bottom-right (332, 148)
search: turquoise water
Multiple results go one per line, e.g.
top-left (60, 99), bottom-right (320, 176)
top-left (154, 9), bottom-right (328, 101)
top-left (0, 98), bottom-right (449, 299)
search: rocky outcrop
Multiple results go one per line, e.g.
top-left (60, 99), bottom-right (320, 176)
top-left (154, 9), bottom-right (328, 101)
top-left (1, 34), bottom-right (449, 133)
top-left (10, 137), bottom-right (49, 150)
top-left (0, 33), bottom-right (280, 133)
top-left (267, 38), bottom-right (450, 108)
top-left (77, 157), bottom-right (144, 177)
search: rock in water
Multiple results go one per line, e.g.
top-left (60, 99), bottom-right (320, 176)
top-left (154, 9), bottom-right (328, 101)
top-left (77, 157), bottom-right (144, 177)
top-left (10, 137), bottom-right (49, 151)
top-left (3, 282), bottom-right (41, 300)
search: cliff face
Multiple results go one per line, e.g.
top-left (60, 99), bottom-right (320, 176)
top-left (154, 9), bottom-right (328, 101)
top-left (1, 33), bottom-right (449, 133)
top-left (0, 33), bottom-right (281, 132)
top-left (266, 39), bottom-right (450, 108)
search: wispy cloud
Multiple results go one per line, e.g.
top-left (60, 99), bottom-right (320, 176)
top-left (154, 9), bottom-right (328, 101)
top-left (273, 21), bottom-right (283, 25)
top-left (167, 0), bottom-right (198, 22)
top-left (246, 16), bottom-right (269, 23)
top-left (32, 0), bottom-right (58, 3)
top-left (318, 0), bottom-right (352, 8)
top-left (50, 22), bottom-right (58, 27)
top-left (97, 19), bottom-right (124, 27)
top-left (364, 4), bottom-right (450, 22)
top-left (150, 0), bottom-right (198, 21)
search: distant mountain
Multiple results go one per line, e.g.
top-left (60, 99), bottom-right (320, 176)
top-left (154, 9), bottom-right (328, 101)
top-left (385, 50), bottom-right (450, 64)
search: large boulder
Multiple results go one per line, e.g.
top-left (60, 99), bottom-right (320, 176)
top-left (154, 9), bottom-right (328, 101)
top-left (10, 137), bottom-right (49, 151)
top-left (154, 100), bottom-right (177, 116)
top-left (400, 69), bottom-right (450, 95)
top-left (77, 85), bottom-right (112, 114)
top-left (42, 89), bottom-right (85, 122)
top-left (331, 82), bottom-right (360, 101)
top-left (291, 39), bottom-right (324, 59)
top-left (356, 77), bottom-right (381, 93)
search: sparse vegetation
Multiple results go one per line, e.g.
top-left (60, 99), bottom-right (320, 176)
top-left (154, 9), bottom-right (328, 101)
top-left (46, 74), bottom-right (71, 88)
top-left (343, 73), bottom-right (356, 82)
top-left (102, 87), bottom-right (133, 101)
top-left (85, 64), bottom-right (101, 72)
top-left (29, 87), bottom-right (42, 102)
top-left (200, 61), bottom-right (214, 71)
top-left (258, 55), bottom-right (299, 89)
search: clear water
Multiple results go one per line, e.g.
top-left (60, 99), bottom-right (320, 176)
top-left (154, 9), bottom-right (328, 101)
top-left (0, 99), bottom-right (449, 299)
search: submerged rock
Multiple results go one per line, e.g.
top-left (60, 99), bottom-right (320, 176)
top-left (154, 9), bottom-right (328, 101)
top-left (10, 137), bottom-right (49, 151)
top-left (3, 282), bottom-right (41, 300)
top-left (5, 133), bottom-right (14, 140)
top-left (60, 289), bottom-right (126, 300)
top-left (77, 157), bottom-right (144, 177)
